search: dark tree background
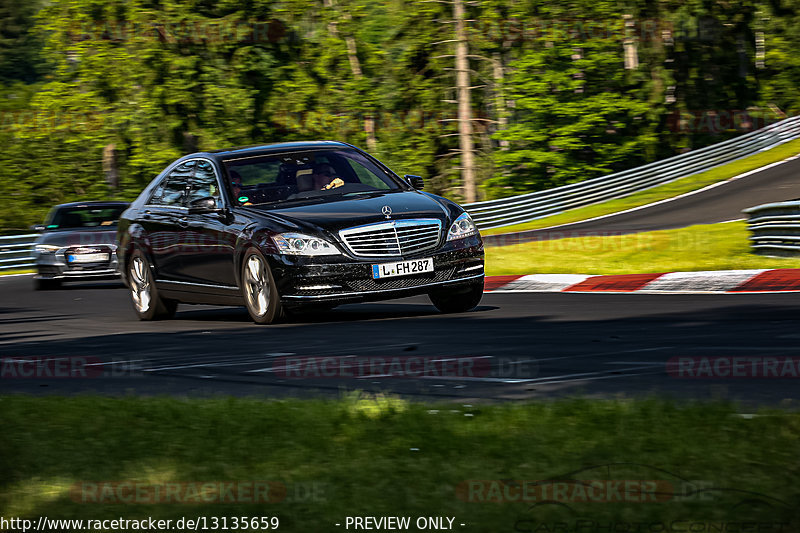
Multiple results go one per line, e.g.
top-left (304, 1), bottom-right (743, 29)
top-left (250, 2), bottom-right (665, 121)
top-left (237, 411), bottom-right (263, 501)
top-left (0, 0), bottom-right (798, 230)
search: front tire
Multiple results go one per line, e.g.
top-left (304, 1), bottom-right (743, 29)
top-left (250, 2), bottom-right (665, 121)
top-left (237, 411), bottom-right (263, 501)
top-left (429, 282), bottom-right (483, 313)
top-left (128, 250), bottom-right (177, 320)
top-left (241, 248), bottom-right (283, 324)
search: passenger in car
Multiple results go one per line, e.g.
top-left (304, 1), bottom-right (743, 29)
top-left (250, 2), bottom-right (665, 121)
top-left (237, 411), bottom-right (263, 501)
top-left (230, 171), bottom-right (256, 205)
top-left (230, 171), bottom-right (244, 198)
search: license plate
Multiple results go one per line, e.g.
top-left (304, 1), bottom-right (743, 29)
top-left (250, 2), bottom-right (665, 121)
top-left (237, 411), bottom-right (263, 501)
top-left (372, 258), bottom-right (434, 279)
top-left (67, 253), bottom-right (109, 264)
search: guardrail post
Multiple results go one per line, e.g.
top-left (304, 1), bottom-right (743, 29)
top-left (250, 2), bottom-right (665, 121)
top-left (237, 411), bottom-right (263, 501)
top-left (0, 234), bottom-right (37, 271)
top-left (744, 201), bottom-right (800, 257)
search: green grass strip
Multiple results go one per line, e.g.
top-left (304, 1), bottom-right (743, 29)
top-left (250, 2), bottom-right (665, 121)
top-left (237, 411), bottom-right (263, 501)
top-left (482, 138), bottom-right (800, 236)
top-left (0, 269), bottom-right (34, 276)
top-left (0, 395), bottom-right (798, 530)
top-left (485, 221), bottom-right (800, 275)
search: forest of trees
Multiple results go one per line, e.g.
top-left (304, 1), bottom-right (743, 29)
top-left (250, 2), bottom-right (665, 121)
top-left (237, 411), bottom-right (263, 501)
top-left (0, 0), bottom-right (798, 231)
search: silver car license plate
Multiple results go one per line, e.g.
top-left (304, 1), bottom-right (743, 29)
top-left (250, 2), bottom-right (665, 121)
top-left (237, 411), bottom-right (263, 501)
top-left (67, 253), bottom-right (110, 263)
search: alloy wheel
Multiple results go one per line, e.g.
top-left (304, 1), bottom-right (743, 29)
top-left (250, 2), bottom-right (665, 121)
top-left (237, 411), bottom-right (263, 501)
top-left (130, 256), bottom-right (152, 313)
top-left (244, 255), bottom-right (270, 317)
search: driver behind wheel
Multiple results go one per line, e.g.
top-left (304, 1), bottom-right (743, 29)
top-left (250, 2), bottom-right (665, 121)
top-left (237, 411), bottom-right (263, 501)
top-left (297, 163), bottom-right (344, 192)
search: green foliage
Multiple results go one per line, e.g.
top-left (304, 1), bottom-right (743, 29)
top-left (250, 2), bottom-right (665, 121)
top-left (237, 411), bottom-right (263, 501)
top-left (489, 1), bottom-right (656, 193)
top-left (759, 0), bottom-right (800, 115)
top-left (0, 0), bottom-right (798, 230)
top-left (0, 0), bottom-right (47, 83)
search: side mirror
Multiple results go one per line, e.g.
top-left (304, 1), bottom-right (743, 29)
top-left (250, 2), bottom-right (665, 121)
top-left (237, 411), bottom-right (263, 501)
top-left (188, 196), bottom-right (223, 215)
top-left (30, 224), bottom-right (45, 232)
top-left (404, 174), bottom-right (424, 190)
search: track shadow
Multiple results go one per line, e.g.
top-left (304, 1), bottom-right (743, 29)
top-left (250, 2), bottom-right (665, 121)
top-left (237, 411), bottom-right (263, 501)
top-left (55, 281), bottom-right (126, 291)
top-left (3, 297), bottom-right (800, 406)
top-left (173, 302), bottom-right (500, 324)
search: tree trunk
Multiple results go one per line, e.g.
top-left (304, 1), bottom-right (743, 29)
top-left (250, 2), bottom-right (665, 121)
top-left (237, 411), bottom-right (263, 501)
top-left (102, 144), bottom-right (118, 190)
top-left (324, 0), bottom-right (377, 152)
top-left (454, 0), bottom-right (476, 202)
top-left (492, 52), bottom-right (508, 149)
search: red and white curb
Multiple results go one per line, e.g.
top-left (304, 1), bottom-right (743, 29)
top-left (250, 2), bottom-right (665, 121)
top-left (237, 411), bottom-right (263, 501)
top-left (484, 269), bottom-right (800, 293)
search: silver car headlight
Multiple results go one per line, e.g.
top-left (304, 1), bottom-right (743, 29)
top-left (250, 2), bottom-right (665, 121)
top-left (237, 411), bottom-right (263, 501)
top-left (272, 233), bottom-right (340, 256)
top-left (34, 244), bottom-right (61, 254)
top-left (446, 212), bottom-right (478, 241)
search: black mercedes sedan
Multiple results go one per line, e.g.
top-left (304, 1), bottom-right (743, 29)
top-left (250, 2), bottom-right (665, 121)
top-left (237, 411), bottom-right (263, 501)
top-left (117, 141), bottom-right (484, 323)
top-left (32, 201), bottom-right (130, 290)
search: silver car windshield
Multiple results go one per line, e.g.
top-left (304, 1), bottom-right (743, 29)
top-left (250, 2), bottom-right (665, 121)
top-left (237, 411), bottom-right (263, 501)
top-left (44, 206), bottom-right (127, 230)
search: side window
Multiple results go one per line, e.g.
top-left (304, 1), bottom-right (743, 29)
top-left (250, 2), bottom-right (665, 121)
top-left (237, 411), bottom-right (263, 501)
top-left (188, 160), bottom-right (222, 207)
top-left (148, 161), bottom-right (194, 206)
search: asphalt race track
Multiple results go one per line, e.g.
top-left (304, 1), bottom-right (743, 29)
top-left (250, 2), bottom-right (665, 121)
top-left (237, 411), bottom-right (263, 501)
top-left (2, 275), bottom-right (799, 407)
top-left (484, 155), bottom-right (800, 245)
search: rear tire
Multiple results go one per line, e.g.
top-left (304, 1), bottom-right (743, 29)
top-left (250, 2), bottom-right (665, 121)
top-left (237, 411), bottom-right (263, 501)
top-left (128, 250), bottom-right (177, 320)
top-left (429, 282), bottom-right (483, 313)
top-left (34, 278), bottom-right (61, 291)
top-left (241, 248), bottom-right (283, 324)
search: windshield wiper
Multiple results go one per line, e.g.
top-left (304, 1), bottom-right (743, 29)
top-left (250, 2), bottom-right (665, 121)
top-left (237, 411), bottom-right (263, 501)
top-left (343, 190), bottom-right (394, 197)
top-left (254, 196), bottom-right (328, 207)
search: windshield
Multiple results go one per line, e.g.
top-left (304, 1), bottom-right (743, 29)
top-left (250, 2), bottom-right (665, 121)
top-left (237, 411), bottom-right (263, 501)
top-left (223, 149), bottom-right (404, 207)
top-left (45, 206), bottom-right (127, 230)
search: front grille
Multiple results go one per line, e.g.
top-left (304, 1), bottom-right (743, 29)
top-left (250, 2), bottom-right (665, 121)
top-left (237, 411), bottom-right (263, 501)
top-left (339, 219), bottom-right (442, 258)
top-left (37, 265), bottom-right (62, 277)
top-left (289, 267), bottom-right (456, 296)
top-left (347, 267), bottom-right (455, 292)
top-left (65, 264), bottom-right (112, 272)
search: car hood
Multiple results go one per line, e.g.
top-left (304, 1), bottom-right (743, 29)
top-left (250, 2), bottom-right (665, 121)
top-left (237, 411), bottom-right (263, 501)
top-left (243, 190), bottom-right (452, 235)
top-left (35, 228), bottom-right (118, 249)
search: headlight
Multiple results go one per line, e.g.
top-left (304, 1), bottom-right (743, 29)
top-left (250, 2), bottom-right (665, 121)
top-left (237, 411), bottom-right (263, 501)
top-left (447, 212), bottom-right (478, 241)
top-left (34, 244), bottom-right (61, 254)
top-left (271, 233), bottom-right (340, 256)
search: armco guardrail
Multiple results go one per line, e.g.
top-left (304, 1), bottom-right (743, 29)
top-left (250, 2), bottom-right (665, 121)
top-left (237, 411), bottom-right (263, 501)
top-left (3, 118), bottom-right (799, 262)
top-left (744, 201), bottom-right (800, 256)
top-left (465, 115), bottom-right (800, 231)
top-left (0, 234), bottom-right (36, 271)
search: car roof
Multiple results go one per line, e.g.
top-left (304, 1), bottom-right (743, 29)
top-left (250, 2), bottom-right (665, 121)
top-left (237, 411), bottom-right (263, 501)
top-left (199, 141), bottom-right (353, 161)
top-left (54, 201), bottom-right (130, 209)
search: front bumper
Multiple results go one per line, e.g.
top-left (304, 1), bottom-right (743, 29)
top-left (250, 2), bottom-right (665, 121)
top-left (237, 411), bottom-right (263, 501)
top-left (34, 245), bottom-right (120, 281)
top-left (269, 236), bottom-right (484, 305)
